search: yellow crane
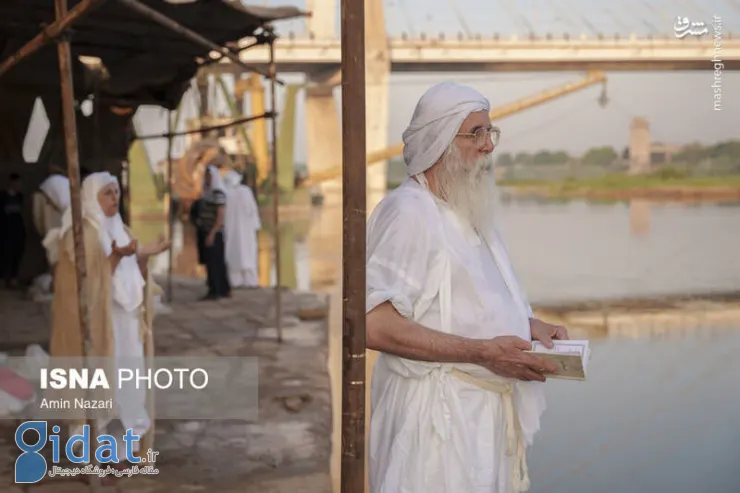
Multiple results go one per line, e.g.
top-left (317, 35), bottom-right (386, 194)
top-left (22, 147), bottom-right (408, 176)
top-left (305, 70), bottom-right (607, 185)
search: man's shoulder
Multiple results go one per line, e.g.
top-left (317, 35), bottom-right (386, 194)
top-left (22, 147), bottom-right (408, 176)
top-left (368, 181), bottom-right (441, 239)
top-left (372, 181), bottom-right (437, 220)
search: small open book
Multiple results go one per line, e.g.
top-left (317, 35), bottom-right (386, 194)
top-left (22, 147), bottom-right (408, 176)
top-left (528, 340), bottom-right (591, 381)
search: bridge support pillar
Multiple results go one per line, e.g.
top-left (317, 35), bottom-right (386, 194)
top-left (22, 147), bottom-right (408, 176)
top-left (305, 76), bottom-right (343, 204)
top-left (365, 0), bottom-right (390, 212)
top-left (303, 0), bottom-right (389, 210)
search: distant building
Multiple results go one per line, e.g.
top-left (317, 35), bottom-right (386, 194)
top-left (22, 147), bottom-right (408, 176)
top-left (627, 118), bottom-right (681, 172)
top-left (628, 117), bottom-right (651, 174)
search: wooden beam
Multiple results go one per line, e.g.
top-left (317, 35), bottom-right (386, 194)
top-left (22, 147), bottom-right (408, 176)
top-left (340, 0), bottom-right (367, 491)
top-left (115, 0), bottom-right (284, 85)
top-left (0, 0), bottom-right (106, 79)
top-left (136, 111), bottom-right (273, 140)
top-left (55, 0), bottom-right (100, 491)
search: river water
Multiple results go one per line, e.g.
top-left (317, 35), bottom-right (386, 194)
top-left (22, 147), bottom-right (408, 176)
top-left (135, 192), bottom-right (740, 493)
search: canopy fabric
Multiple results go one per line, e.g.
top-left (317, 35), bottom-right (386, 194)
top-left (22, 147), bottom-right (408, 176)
top-left (0, 0), bottom-right (305, 109)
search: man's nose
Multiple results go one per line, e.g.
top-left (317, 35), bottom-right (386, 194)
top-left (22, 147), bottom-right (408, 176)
top-left (480, 137), bottom-right (495, 154)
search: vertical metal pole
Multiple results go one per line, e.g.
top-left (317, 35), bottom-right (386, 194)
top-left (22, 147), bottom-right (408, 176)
top-left (268, 34), bottom-right (282, 342)
top-left (340, 0), bottom-right (367, 491)
top-left (166, 110), bottom-right (174, 302)
top-left (54, 0), bottom-right (100, 491)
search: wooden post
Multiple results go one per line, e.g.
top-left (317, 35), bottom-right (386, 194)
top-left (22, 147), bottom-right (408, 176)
top-left (340, 0), bottom-right (367, 491)
top-left (268, 34), bottom-right (282, 342)
top-left (54, 0), bottom-right (100, 491)
top-left (166, 110), bottom-right (174, 303)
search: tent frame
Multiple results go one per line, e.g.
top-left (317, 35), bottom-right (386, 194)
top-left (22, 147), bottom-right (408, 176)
top-left (0, 1), bottom-right (287, 488)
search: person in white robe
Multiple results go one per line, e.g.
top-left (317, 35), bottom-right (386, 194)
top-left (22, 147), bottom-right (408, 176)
top-left (366, 82), bottom-right (569, 493)
top-left (31, 167), bottom-right (71, 294)
top-left (223, 169), bottom-right (261, 288)
top-left (45, 172), bottom-right (169, 462)
top-left (33, 166), bottom-right (70, 240)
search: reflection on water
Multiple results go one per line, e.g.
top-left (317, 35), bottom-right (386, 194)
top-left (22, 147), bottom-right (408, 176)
top-left (133, 194), bottom-right (740, 493)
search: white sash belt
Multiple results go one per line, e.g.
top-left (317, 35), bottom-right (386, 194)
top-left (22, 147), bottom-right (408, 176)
top-left (450, 368), bottom-right (531, 493)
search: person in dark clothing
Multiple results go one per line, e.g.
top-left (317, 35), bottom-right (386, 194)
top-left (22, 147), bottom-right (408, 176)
top-left (197, 166), bottom-right (230, 300)
top-left (1, 173), bottom-right (26, 288)
top-left (188, 198), bottom-right (207, 266)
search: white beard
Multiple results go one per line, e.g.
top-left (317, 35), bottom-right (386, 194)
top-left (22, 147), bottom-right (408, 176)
top-left (434, 142), bottom-right (496, 234)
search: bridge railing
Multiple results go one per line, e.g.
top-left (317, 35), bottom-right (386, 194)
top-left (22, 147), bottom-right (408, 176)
top-left (280, 31), bottom-right (733, 44)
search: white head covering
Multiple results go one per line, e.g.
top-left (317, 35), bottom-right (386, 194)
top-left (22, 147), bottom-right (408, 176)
top-left (402, 82), bottom-right (490, 176)
top-left (39, 174), bottom-right (71, 210)
top-left (45, 172), bottom-right (145, 311)
top-left (202, 165), bottom-right (226, 200)
top-left (222, 169), bottom-right (243, 189)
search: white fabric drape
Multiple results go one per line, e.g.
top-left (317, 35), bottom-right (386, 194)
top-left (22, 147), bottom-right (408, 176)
top-left (39, 174), bottom-right (71, 211)
top-left (402, 82), bottom-right (490, 176)
top-left (34, 175), bottom-right (71, 248)
top-left (202, 165), bottom-right (226, 199)
top-left (366, 179), bottom-right (545, 493)
top-left (223, 170), bottom-right (261, 287)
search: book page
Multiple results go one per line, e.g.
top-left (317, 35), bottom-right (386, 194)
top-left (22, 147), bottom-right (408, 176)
top-left (528, 340), bottom-right (591, 380)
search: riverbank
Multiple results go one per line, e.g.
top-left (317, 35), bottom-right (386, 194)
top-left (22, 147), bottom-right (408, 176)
top-left (499, 174), bottom-right (740, 202)
top-left (532, 290), bottom-right (740, 340)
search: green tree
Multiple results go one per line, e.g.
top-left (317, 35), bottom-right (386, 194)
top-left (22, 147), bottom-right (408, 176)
top-left (514, 152), bottom-right (532, 165)
top-left (496, 152), bottom-right (514, 166)
top-left (673, 142), bottom-right (708, 164)
top-left (582, 146), bottom-right (617, 166)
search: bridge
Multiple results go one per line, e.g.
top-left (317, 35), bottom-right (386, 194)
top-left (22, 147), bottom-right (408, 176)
top-left (210, 0), bottom-right (740, 204)
top-left (236, 36), bottom-right (740, 72)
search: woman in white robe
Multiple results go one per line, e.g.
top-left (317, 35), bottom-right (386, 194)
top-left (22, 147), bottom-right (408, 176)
top-left (46, 172), bottom-right (169, 463)
top-left (223, 169), bottom-right (261, 287)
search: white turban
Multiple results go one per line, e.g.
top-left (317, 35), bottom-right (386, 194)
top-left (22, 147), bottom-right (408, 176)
top-left (402, 82), bottom-right (490, 176)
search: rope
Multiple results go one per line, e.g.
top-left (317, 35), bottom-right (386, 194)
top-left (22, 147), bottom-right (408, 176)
top-left (496, 0), bottom-right (533, 35)
top-left (450, 369), bottom-right (531, 492)
top-left (397, 0), bottom-right (417, 37)
top-left (446, 0), bottom-right (472, 37)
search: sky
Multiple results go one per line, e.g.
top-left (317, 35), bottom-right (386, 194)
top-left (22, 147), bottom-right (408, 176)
top-left (130, 0), bottom-right (740, 166)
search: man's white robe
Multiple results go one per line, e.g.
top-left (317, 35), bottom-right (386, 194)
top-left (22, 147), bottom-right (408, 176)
top-left (224, 182), bottom-right (261, 287)
top-left (366, 179), bottom-right (546, 493)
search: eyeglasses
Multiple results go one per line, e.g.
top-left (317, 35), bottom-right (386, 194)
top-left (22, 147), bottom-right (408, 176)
top-left (456, 125), bottom-right (501, 148)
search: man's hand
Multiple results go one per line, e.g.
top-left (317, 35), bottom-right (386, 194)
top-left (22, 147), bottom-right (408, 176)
top-left (111, 240), bottom-right (137, 258)
top-left (205, 232), bottom-right (215, 247)
top-left (480, 336), bottom-right (558, 382)
top-left (530, 318), bottom-right (569, 349)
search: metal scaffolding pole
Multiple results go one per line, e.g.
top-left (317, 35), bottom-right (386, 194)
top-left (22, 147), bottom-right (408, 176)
top-left (268, 32), bottom-right (282, 342)
top-left (340, 0), bottom-right (367, 491)
top-left (54, 0), bottom-right (100, 490)
top-left (166, 110), bottom-right (174, 303)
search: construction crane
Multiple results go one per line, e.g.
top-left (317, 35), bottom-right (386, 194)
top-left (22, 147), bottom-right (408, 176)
top-left (305, 70), bottom-right (607, 185)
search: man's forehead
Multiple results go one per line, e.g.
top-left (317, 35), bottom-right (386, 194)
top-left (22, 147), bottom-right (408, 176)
top-left (459, 111), bottom-right (490, 132)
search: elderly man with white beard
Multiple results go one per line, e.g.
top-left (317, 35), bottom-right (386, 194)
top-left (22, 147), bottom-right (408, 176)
top-left (366, 82), bottom-right (569, 493)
